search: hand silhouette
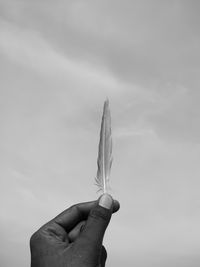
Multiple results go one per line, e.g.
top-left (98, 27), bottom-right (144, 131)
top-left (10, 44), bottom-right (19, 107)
top-left (30, 194), bottom-right (120, 267)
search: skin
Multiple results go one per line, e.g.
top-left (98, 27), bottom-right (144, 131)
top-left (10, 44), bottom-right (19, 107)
top-left (30, 196), bottom-right (120, 267)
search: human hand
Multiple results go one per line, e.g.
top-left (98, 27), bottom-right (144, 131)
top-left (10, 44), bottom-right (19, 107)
top-left (30, 194), bottom-right (120, 267)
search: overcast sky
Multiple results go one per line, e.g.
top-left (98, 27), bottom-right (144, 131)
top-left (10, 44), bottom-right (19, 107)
top-left (0, 1), bottom-right (200, 266)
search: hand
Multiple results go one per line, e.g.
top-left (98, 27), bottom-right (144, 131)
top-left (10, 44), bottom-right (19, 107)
top-left (30, 194), bottom-right (120, 267)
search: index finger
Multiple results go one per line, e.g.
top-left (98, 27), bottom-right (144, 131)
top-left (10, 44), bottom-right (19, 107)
top-left (47, 198), bottom-right (120, 233)
top-left (52, 201), bottom-right (97, 232)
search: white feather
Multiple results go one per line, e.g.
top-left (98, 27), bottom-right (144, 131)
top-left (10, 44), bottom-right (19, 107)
top-left (95, 99), bottom-right (112, 193)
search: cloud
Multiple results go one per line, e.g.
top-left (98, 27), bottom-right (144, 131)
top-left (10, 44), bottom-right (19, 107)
top-left (1, 1), bottom-right (200, 145)
top-left (2, 0), bottom-right (200, 86)
top-left (0, 19), bottom-right (117, 89)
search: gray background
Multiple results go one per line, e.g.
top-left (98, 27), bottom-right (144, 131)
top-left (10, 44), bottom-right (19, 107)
top-left (0, 1), bottom-right (200, 266)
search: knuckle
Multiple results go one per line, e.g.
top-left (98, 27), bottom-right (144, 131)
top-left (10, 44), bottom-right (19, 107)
top-left (30, 232), bottom-right (37, 244)
top-left (30, 230), bottom-right (41, 246)
top-left (30, 233), bottom-right (36, 246)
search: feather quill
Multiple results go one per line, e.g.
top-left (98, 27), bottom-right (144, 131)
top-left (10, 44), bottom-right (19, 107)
top-left (95, 99), bottom-right (112, 193)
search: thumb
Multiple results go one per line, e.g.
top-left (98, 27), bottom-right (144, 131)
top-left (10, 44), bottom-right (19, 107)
top-left (77, 194), bottom-right (113, 249)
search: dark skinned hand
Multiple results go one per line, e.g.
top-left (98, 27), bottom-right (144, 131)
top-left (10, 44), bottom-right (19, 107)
top-left (30, 194), bottom-right (120, 267)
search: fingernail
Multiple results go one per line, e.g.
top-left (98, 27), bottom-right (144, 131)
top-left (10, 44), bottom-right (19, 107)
top-left (99, 193), bottom-right (113, 209)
